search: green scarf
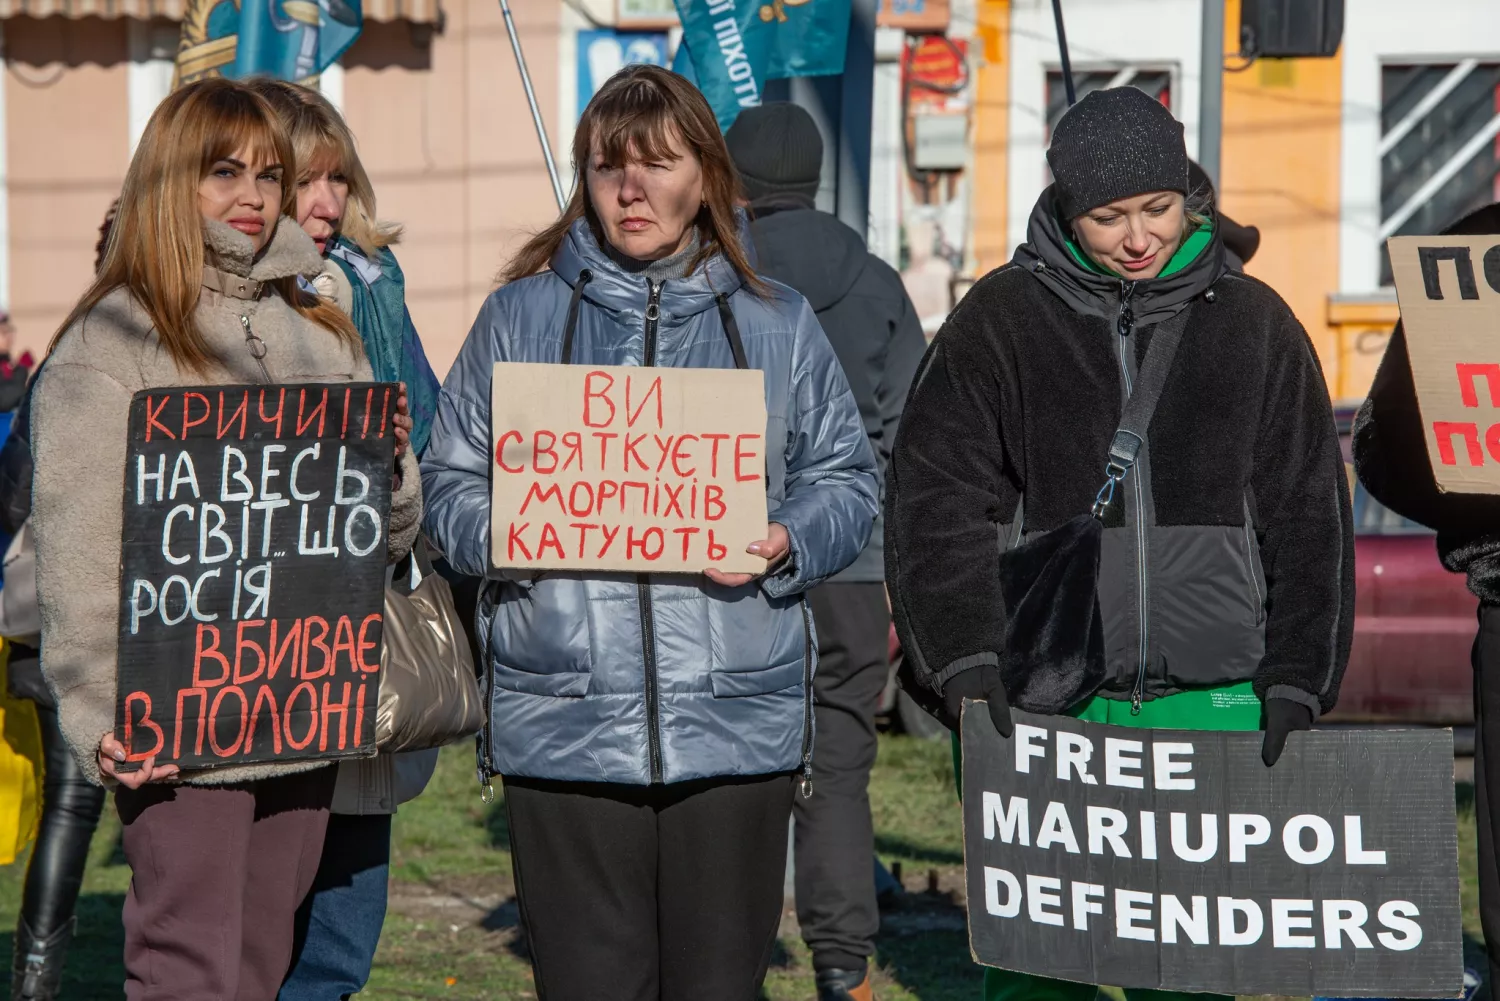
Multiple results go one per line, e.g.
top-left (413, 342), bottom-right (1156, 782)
top-left (1064, 218), bottom-right (1214, 279)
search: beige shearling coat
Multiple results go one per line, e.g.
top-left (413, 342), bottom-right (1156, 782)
top-left (32, 217), bottom-right (422, 787)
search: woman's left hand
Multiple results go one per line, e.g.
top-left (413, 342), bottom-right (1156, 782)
top-left (704, 523), bottom-right (790, 588)
top-left (392, 381), bottom-right (413, 458)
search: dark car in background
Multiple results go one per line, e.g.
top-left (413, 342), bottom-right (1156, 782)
top-left (1331, 407), bottom-right (1477, 725)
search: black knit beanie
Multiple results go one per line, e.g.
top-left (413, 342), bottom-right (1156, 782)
top-left (725, 102), bottom-right (823, 202)
top-left (1046, 87), bottom-right (1188, 219)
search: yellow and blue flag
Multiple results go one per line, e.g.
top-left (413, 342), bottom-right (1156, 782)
top-left (233, 0), bottom-right (363, 81)
top-left (173, 0), bottom-right (362, 87)
top-left (671, 0), bottom-right (851, 131)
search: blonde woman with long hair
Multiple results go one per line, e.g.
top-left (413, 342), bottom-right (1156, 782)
top-left (246, 77), bottom-right (443, 1001)
top-left (247, 79), bottom-right (439, 455)
top-left (30, 78), bottom-right (422, 998)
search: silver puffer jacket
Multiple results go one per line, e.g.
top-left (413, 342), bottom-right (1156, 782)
top-left (421, 219), bottom-right (878, 785)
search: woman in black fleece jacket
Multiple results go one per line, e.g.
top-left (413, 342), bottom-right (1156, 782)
top-left (887, 86), bottom-right (1354, 1001)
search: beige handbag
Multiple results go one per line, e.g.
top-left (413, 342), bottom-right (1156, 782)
top-left (375, 541), bottom-right (484, 753)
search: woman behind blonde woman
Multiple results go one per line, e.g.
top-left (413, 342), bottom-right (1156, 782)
top-left (30, 78), bottom-right (422, 998)
top-left (247, 79), bottom-right (440, 455)
top-left (247, 77), bottom-right (444, 1001)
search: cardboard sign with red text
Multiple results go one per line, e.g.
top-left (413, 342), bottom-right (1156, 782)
top-left (489, 362), bottom-right (770, 574)
top-left (1389, 234), bottom-right (1500, 494)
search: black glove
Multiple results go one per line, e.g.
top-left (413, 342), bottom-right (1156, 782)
top-left (940, 664), bottom-right (1013, 738)
top-left (1261, 697), bottom-right (1314, 767)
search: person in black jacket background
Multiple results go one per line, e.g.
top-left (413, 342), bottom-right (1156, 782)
top-left (1354, 201), bottom-right (1500, 990)
top-left (5, 202), bottom-right (113, 1001)
top-left (886, 87), bottom-right (1354, 1000)
top-left (727, 102), bottom-right (926, 1001)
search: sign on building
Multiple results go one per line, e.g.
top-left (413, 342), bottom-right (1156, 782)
top-left (617, 0), bottom-right (679, 28)
top-left (577, 29), bottom-right (670, 119)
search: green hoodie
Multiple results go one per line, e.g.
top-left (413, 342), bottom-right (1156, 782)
top-left (1064, 217), bottom-right (1214, 280)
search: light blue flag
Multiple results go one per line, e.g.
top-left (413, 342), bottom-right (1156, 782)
top-left (230, 0), bottom-right (363, 82)
top-left (671, 0), bottom-right (851, 131)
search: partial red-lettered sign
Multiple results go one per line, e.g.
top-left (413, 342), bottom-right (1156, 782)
top-left (1389, 235), bottom-right (1500, 494)
top-left (489, 362), bottom-right (770, 574)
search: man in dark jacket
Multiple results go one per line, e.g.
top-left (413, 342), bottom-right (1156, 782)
top-left (727, 102), bottom-right (926, 1001)
top-left (1355, 201), bottom-right (1500, 990)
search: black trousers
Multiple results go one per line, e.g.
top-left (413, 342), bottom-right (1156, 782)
top-left (504, 772), bottom-right (795, 1001)
top-left (1475, 603), bottom-right (1500, 987)
top-left (795, 582), bottom-right (890, 972)
top-left (20, 702), bottom-right (106, 938)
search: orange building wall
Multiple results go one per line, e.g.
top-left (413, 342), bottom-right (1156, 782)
top-left (344, 0), bottom-right (564, 379)
top-left (1217, 0), bottom-right (1344, 392)
top-left (5, 17), bottom-right (131, 360)
top-left (969, 0), bottom-right (1007, 275)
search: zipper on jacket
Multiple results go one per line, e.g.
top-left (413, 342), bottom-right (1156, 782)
top-left (1116, 280), bottom-right (1150, 715)
top-left (799, 599), bottom-right (815, 797)
top-left (239, 313), bottom-right (273, 384)
top-left (477, 581), bottom-right (497, 802)
top-left (639, 279), bottom-right (665, 782)
top-left (1242, 514), bottom-right (1265, 624)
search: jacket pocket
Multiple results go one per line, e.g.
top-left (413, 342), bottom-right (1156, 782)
top-left (485, 576), bottom-right (595, 698)
top-left (709, 660), bottom-right (804, 697)
top-left (490, 663), bottom-right (592, 698)
top-left (1147, 524), bottom-right (1266, 689)
top-left (705, 583), bottom-right (803, 693)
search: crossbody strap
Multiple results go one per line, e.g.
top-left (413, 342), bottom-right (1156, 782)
top-left (557, 271), bottom-right (749, 371)
top-left (1090, 310), bottom-right (1192, 519)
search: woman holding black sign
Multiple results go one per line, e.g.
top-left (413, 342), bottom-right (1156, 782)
top-left (29, 78), bottom-right (422, 998)
top-left (886, 87), bottom-right (1354, 1001)
top-left (421, 65), bottom-right (878, 1000)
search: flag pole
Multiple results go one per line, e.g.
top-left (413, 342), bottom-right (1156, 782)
top-left (499, 0), bottom-right (567, 211)
top-left (1050, 0), bottom-right (1076, 107)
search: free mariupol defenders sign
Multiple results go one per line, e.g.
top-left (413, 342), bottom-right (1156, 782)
top-left (961, 706), bottom-right (1462, 997)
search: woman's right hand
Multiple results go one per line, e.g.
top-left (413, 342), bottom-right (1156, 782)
top-left (98, 732), bottom-right (179, 789)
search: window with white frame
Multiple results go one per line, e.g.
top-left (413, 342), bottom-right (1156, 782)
top-left (1044, 68), bottom-right (1174, 152)
top-left (1379, 61), bottom-right (1500, 285)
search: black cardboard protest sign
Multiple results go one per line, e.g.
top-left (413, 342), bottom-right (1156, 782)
top-left (114, 383), bottom-right (396, 770)
top-left (961, 706), bottom-right (1462, 997)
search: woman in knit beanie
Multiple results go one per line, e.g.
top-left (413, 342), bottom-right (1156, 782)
top-left (887, 87), bottom-right (1354, 1001)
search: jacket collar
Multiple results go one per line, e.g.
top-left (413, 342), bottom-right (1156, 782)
top-left (549, 216), bottom-right (744, 322)
top-left (203, 217), bottom-right (325, 285)
top-left (1013, 185), bottom-right (1225, 325)
top-left (749, 193), bottom-right (817, 220)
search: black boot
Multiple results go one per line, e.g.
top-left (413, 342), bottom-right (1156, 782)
top-left (815, 965), bottom-right (873, 1001)
top-left (11, 917), bottom-right (75, 1001)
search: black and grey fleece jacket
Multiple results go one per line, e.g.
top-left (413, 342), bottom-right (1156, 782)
top-left (886, 188), bottom-right (1355, 717)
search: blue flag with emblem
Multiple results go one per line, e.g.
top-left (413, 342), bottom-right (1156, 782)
top-left (670, 0), bottom-right (851, 131)
top-left (230, 0), bottom-right (363, 82)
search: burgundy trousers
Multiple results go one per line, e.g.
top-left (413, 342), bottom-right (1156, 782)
top-left (115, 766), bottom-right (336, 1001)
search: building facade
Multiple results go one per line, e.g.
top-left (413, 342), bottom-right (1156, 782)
top-left (0, 0), bottom-right (563, 377)
top-left (963, 0), bottom-right (1500, 404)
top-left (0, 0), bottom-right (1496, 402)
